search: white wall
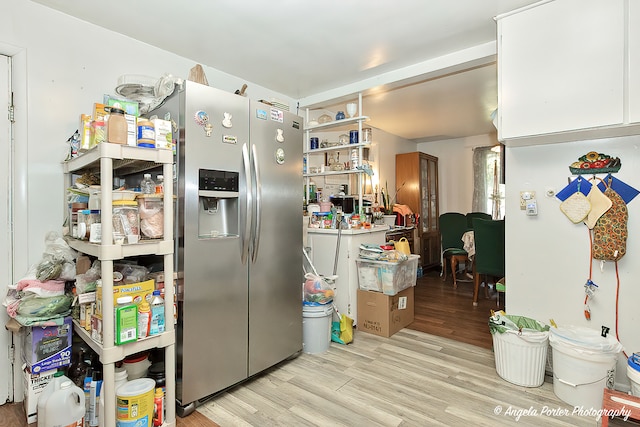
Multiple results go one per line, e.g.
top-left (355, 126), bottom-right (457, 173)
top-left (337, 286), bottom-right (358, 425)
top-left (505, 136), bottom-right (640, 389)
top-left (0, 1), bottom-right (297, 274)
top-left (419, 133), bottom-right (499, 214)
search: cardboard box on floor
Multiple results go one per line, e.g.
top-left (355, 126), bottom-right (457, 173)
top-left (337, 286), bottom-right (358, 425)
top-left (357, 287), bottom-right (414, 337)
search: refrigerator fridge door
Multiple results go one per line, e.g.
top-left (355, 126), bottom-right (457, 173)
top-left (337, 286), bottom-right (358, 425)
top-left (247, 102), bottom-right (303, 376)
top-left (174, 82), bottom-right (251, 405)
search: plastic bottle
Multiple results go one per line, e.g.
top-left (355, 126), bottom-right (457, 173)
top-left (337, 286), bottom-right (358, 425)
top-left (140, 174), bottom-right (156, 195)
top-left (83, 366), bottom-right (94, 423)
top-left (155, 175), bottom-right (164, 194)
top-left (43, 379), bottom-right (85, 427)
top-left (138, 300), bottom-right (151, 338)
top-left (149, 290), bottom-right (165, 336)
top-left (89, 369), bottom-right (103, 427)
top-left (107, 107), bottom-right (128, 145)
top-left (153, 387), bottom-right (164, 426)
top-left (37, 371), bottom-right (66, 427)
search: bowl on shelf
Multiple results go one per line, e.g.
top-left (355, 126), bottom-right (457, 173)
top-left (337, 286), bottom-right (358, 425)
top-left (318, 114), bottom-right (332, 124)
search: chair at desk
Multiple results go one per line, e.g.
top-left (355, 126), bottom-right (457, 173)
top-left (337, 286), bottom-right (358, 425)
top-left (439, 212), bottom-right (469, 288)
top-left (466, 212), bottom-right (491, 230)
top-left (472, 218), bottom-right (505, 306)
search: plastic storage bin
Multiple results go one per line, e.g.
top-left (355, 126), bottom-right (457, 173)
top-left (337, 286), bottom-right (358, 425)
top-left (112, 201), bottom-right (140, 243)
top-left (138, 194), bottom-right (164, 238)
top-left (549, 326), bottom-right (622, 409)
top-left (356, 254), bottom-right (419, 295)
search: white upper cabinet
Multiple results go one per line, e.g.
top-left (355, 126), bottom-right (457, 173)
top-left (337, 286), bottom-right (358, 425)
top-left (629, 1), bottom-right (640, 122)
top-left (497, 0), bottom-right (637, 145)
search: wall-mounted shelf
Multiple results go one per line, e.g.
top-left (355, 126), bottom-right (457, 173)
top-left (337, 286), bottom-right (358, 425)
top-left (303, 93), bottom-right (369, 210)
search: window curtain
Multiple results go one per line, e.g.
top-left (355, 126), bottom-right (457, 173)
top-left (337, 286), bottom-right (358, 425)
top-left (472, 146), bottom-right (502, 218)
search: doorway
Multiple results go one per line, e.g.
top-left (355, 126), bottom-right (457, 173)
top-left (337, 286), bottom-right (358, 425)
top-left (0, 53), bottom-right (12, 402)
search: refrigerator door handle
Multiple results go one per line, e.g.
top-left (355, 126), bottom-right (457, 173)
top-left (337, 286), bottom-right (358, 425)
top-left (250, 143), bottom-right (262, 263)
top-left (241, 143), bottom-right (252, 264)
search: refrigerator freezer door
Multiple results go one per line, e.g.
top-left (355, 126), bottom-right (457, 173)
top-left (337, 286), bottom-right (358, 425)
top-left (174, 82), bottom-right (251, 404)
top-left (248, 102), bottom-right (303, 376)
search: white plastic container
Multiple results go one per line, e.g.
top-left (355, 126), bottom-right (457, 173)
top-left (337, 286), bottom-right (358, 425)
top-left (549, 326), bottom-right (622, 409)
top-left (123, 352), bottom-right (151, 380)
top-left (627, 354), bottom-right (640, 397)
top-left (37, 371), bottom-right (67, 427)
top-left (302, 303), bottom-right (333, 354)
top-left (116, 378), bottom-right (155, 427)
top-left (492, 328), bottom-right (549, 387)
top-left (42, 379), bottom-right (85, 427)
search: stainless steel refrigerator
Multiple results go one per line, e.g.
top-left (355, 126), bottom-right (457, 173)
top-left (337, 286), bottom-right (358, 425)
top-left (154, 81), bottom-right (303, 414)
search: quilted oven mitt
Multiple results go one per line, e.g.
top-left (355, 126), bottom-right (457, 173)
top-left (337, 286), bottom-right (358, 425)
top-left (560, 191), bottom-right (592, 223)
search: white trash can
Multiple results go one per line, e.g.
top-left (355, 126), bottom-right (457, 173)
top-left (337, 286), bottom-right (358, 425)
top-left (302, 303), bottom-right (333, 354)
top-left (489, 312), bottom-right (550, 387)
top-left (549, 326), bottom-right (622, 409)
top-left (492, 329), bottom-right (549, 387)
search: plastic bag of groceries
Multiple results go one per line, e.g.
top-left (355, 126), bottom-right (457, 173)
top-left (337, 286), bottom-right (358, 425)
top-left (303, 273), bottom-right (334, 305)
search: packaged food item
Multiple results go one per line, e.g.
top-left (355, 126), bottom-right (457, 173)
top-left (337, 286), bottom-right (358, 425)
top-left (112, 201), bottom-right (140, 242)
top-left (107, 107), bottom-right (127, 145)
top-left (138, 195), bottom-right (164, 238)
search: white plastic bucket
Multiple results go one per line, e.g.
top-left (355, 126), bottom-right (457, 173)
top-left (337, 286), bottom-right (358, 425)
top-left (116, 378), bottom-right (155, 427)
top-left (549, 326), bottom-right (622, 409)
top-left (492, 329), bottom-right (549, 387)
top-left (627, 354), bottom-right (640, 397)
top-left (302, 303), bottom-right (333, 354)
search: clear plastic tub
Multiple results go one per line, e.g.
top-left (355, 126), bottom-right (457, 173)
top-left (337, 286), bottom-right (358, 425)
top-left (137, 194), bottom-right (164, 238)
top-left (356, 254), bottom-right (420, 295)
top-left (112, 201), bottom-right (140, 243)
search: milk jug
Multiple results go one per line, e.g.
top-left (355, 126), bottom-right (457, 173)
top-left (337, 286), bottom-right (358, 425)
top-left (37, 371), bottom-right (67, 427)
top-left (41, 379), bottom-right (85, 427)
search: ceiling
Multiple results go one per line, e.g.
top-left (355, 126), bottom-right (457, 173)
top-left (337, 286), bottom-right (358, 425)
top-left (32, 0), bottom-right (539, 142)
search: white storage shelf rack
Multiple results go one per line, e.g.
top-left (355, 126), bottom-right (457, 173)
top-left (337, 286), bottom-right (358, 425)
top-left (63, 143), bottom-right (176, 427)
top-left (303, 93), bottom-right (369, 210)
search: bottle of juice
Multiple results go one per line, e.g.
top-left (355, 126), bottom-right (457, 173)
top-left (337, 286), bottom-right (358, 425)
top-left (138, 300), bottom-right (151, 339)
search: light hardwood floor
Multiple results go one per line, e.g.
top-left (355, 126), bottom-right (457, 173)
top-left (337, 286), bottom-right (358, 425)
top-left (196, 326), bottom-right (632, 426)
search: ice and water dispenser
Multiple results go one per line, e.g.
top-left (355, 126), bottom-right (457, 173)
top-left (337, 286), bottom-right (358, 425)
top-left (198, 169), bottom-right (239, 239)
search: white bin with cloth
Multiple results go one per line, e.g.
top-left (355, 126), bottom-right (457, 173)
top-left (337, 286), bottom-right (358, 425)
top-left (489, 311), bottom-right (550, 387)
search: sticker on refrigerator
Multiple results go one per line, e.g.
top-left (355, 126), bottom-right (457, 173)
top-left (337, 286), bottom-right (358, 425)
top-left (275, 148), bottom-right (285, 164)
top-left (275, 129), bottom-right (284, 143)
top-left (223, 135), bottom-right (237, 144)
top-left (255, 109), bottom-right (268, 120)
top-left (270, 108), bottom-right (284, 123)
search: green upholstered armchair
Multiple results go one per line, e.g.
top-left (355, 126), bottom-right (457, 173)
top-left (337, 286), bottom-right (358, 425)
top-left (465, 212), bottom-right (491, 230)
top-left (471, 218), bottom-right (505, 306)
top-left (439, 212), bottom-right (469, 288)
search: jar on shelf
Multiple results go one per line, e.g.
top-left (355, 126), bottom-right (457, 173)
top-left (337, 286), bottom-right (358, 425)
top-left (107, 107), bottom-right (128, 145)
